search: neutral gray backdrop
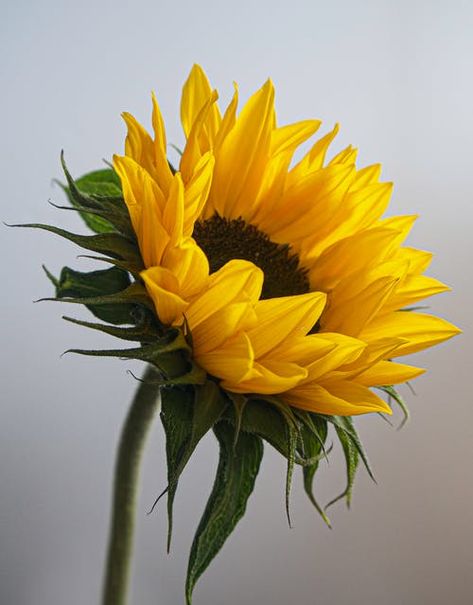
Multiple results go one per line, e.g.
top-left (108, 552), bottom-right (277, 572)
top-left (1, 1), bottom-right (472, 604)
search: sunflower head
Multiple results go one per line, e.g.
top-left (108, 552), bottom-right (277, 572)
top-left (25, 64), bottom-right (460, 603)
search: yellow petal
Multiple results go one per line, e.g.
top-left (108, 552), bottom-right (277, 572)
top-left (311, 224), bottom-right (404, 291)
top-left (382, 275), bottom-right (450, 313)
top-left (329, 145), bottom-right (358, 165)
top-left (251, 151), bottom-right (292, 224)
top-left (270, 334), bottom-right (336, 366)
top-left (181, 64), bottom-right (221, 145)
top-left (350, 164), bottom-right (382, 190)
top-left (289, 123), bottom-right (339, 183)
top-left (213, 82), bottom-right (239, 153)
top-left (230, 359), bottom-right (307, 394)
top-left (113, 155), bottom-right (169, 266)
top-left (138, 191), bottom-right (170, 267)
top-left (253, 121), bottom-right (321, 224)
top-left (162, 173), bottom-right (184, 245)
top-left (284, 380), bottom-right (391, 415)
top-left (337, 338), bottom-right (407, 377)
top-left (141, 267), bottom-right (188, 326)
top-left (185, 260), bottom-right (263, 329)
top-left (180, 90), bottom-right (219, 183)
top-left (298, 182), bottom-right (392, 265)
top-left (191, 301), bottom-right (256, 353)
top-left (304, 333), bottom-right (366, 381)
top-left (263, 164), bottom-right (355, 243)
top-left (360, 311), bottom-right (461, 357)
top-left (210, 79), bottom-right (274, 218)
top-left (249, 291), bottom-right (327, 357)
top-left (395, 247), bottom-right (433, 274)
top-left (336, 181), bottom-right (393, 237)
top-left (322, 271), bottom-right (405, 337)
top-left (354, 361), bottom-right (425, 386)
top-left (162, 238), bottom-right (209, 298)
top-left (122, 112), bottom-right (155, 176)
top-left (183, 151), bottom-right (215, 236)
top-left (270, 120), bottom-right (321, 156)
top-left (359, 311), bottom-right (461, 357)
top-left (197, 332), bottom-right (255, 385)
top-left (151, 91), bottom-right (173, 194)
top-left (378, 215), bottom-right (417, 246)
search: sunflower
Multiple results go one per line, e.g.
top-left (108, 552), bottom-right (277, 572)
top-left (112, 64), bottom-right (459, 416)
top-left (24, 64), bottom-right (461, 605)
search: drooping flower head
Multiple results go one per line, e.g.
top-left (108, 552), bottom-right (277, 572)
top-left (113, 64), bottom-right (459, 416)
top-left (27, 65), bottom-right (460, 604)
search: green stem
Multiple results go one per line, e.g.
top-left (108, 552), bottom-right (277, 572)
top-left (102, 364), bottom-right (161, 605)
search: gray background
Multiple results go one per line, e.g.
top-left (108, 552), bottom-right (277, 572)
top-left (1, 1), bottom-right (472, 604)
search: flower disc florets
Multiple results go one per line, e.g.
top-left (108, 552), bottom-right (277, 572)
top-left (193, 215), bottom-right (310, 299)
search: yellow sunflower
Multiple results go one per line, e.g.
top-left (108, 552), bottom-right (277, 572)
top-left (112, 64), bottom-right (460, 416)
top-left (26, 63), bottom-right (463, 605)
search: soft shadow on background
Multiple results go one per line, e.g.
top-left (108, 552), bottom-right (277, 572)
top-left (1, 1), bottom-right (472, 604)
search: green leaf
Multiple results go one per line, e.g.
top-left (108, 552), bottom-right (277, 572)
top-left (326, 425), bottom-right (359, 509)
top-left (75, 168), bottom-right (121, 193)
top-left (161, 382), bottom-right (228, 550)
top-left (185, 422), bottom-right (263, 604)
top-left (160, 386), bottom-right (193, 543)
top-left (54, 266), bottom-right (133, 324)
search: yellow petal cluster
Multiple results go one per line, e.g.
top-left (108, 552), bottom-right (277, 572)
top-left (112, 65), bottom-right (460, 416)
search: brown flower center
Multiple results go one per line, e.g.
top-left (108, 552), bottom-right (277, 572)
top-left (193, 215), bottom-right (310, 300)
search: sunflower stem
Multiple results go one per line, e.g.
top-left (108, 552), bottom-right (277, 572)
top-left (102, 364), bottom-right (161, 605)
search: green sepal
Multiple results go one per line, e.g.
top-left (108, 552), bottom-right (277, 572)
top-left (325, 424), bottom-right (359, 510)
top-left (243, 395), bottom-right (299, 525)
top-left (378, 385), bottom-right (410, 429)
top-left (185, 421), bottom-right (263, 605)
top-left (294, 409), bottom-right (329, 457)
top-left (229, 400), bottom-right (325, 467)
top-left (74, 254), bottom-right (143, 277)
top-left (284, 420), bottom-right (297, 527)
top-left (160, 382), bottom-right (228, 551)
top-left (225, 397), bottom-right (290, 459)
top-left (52, 265), bottom-right (133, 324)
top-left (225, 392), bottom-right (248, 449)
top-left (325, 415), bottom-right (375, 482)
top-left (50, 200), bottom-right (134, 240)
top-left (62, 314), bottom-right (159, 343)
top-left (59, 155), bottom-right (132, 235)
top-left (225, 396), bottom-right (322, 525)
top-left (42, 264), bottom-right (59, 288)
top-left (16, 222), bottom-right (142, 266)
top-left (64, 327), bottom-right (203, 382)
top-left (297, 414), bottom-right (331, 526)
top-left (42, 278), bottom-right (153, 313)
